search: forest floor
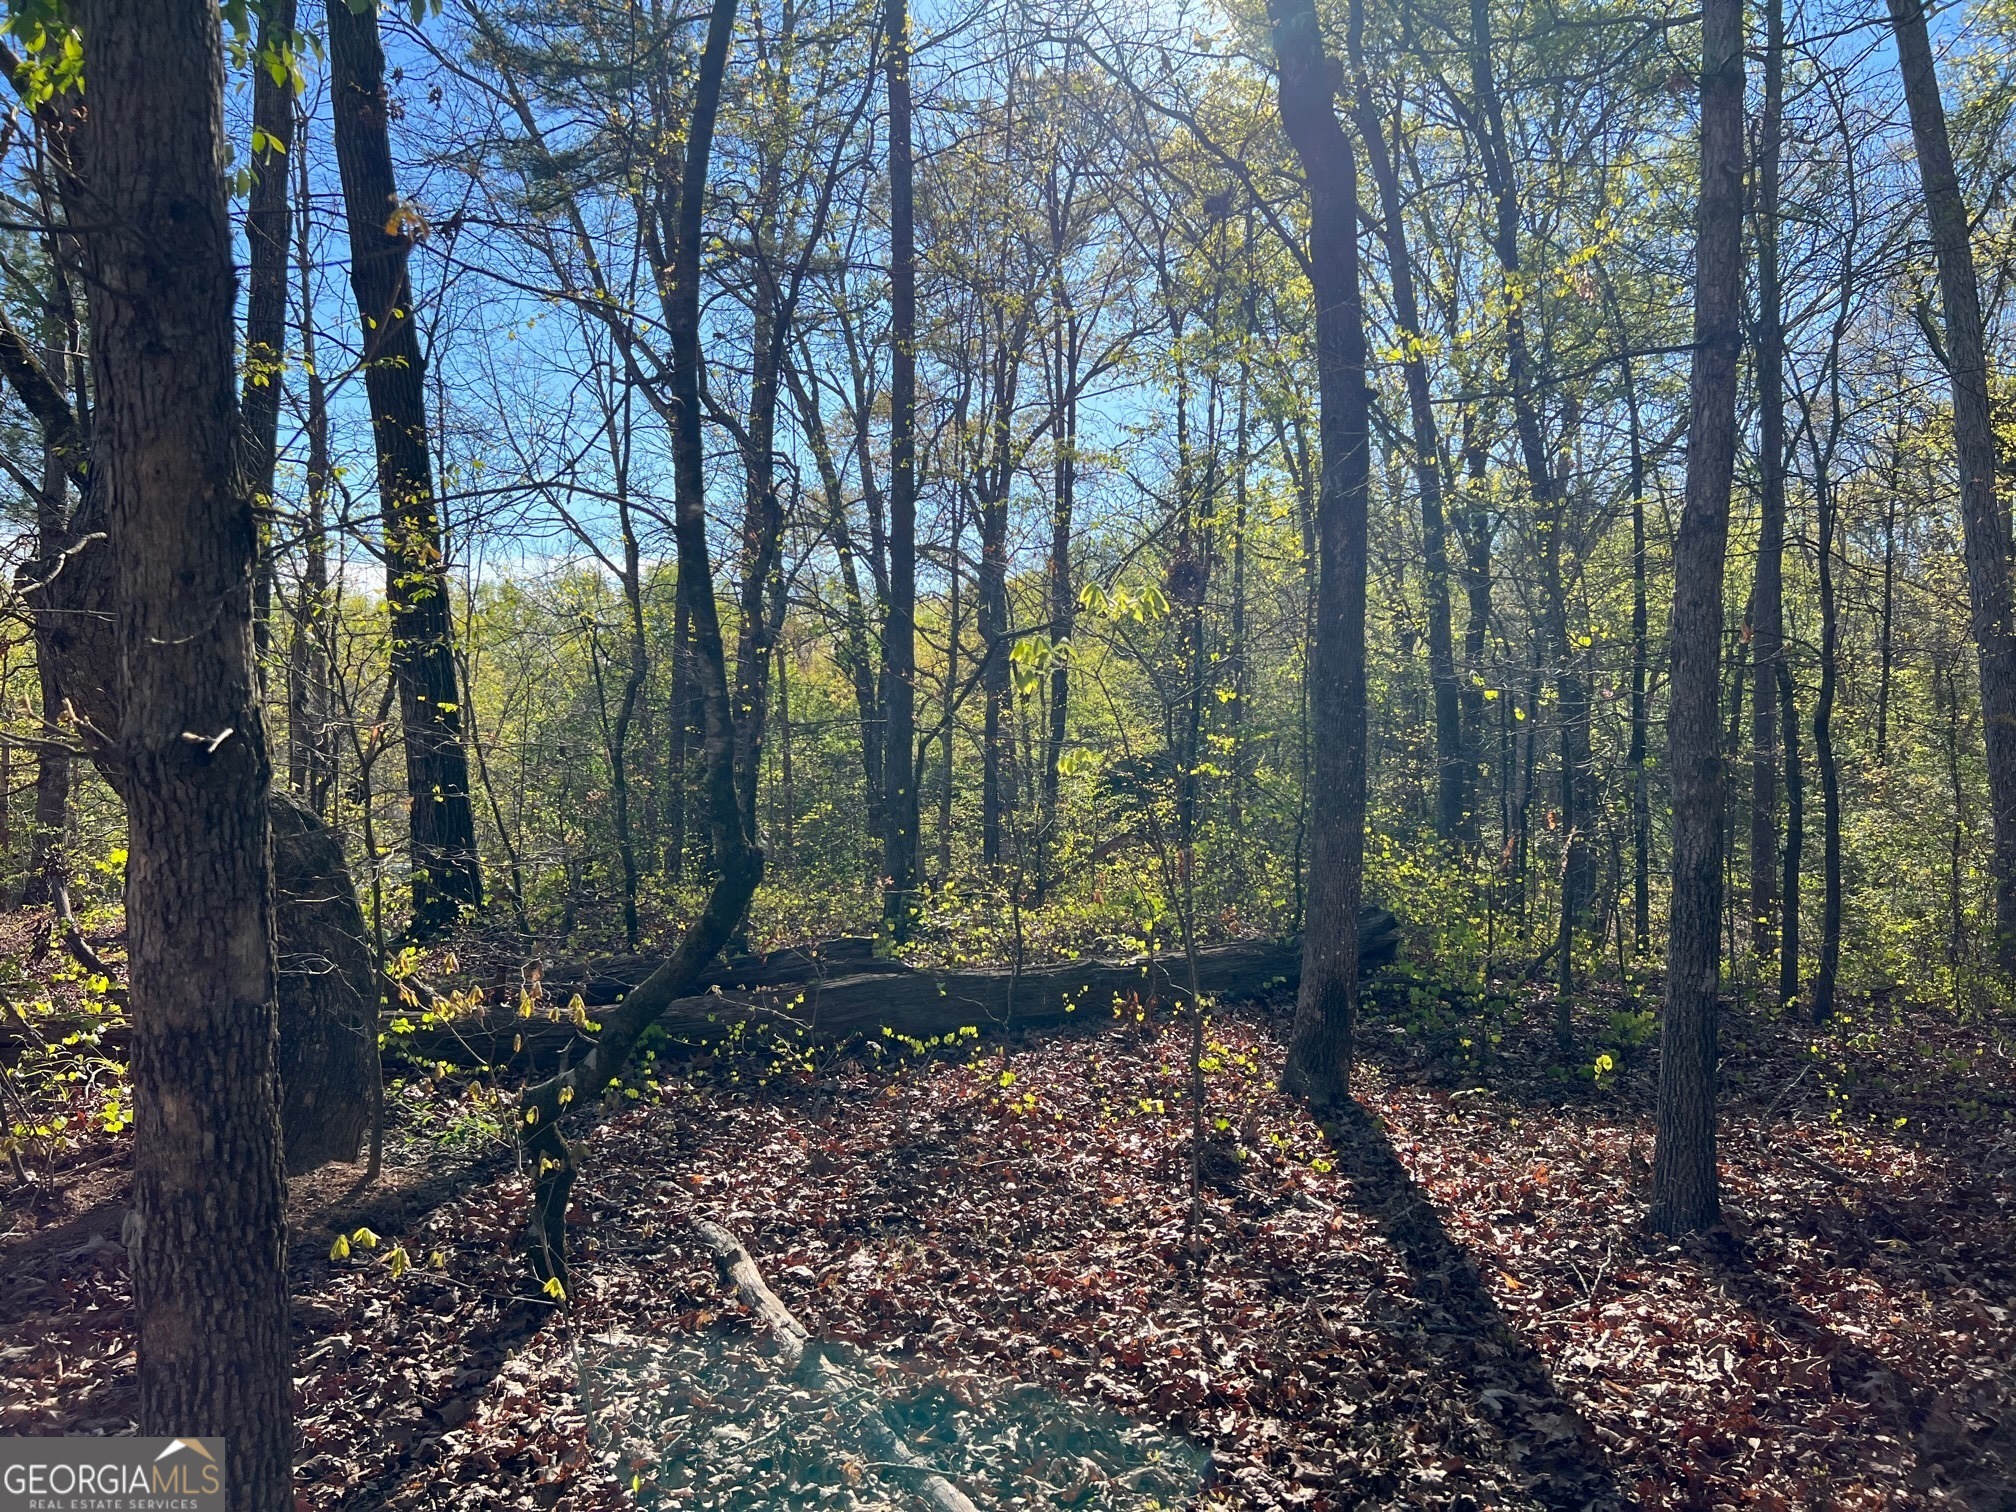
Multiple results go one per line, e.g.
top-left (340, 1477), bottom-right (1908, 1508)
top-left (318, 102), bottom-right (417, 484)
top-left (3, 933), bottom-right (2016, 1511)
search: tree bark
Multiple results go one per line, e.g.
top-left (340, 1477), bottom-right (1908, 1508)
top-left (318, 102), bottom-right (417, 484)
top-left (1652, 0), bottom-right (1744, 1236)
top-left (1271, 0), bottom-right (1369, 1114)
top-left (1886, 0), bottom-right (2016, 977)
top-left (881, 0), bottom-right (921, 937)
top-left (76, 2), bottom-right (292, 1503)
top-left (327, 0), bottom-right (483, 937)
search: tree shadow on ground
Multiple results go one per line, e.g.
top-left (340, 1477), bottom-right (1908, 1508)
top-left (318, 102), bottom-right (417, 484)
top-left (1320, 1098), bottom-right (1636, 1512)
top-left (1705, 1215), bottom-right (2016, 1509)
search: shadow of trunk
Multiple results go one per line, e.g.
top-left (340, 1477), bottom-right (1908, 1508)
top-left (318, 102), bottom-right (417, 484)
top-left (1320, 1099), bottom-right (1633, 1510)
top-left (1702, 1227), bottom-right (2015, 1507)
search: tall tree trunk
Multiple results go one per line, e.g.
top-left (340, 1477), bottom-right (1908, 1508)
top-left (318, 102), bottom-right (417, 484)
top-left (1887, 0), bottom-right (2016, 976)
top-left (288, 116), bottom-right (337, 820)
top-left (1620, 341), bottom-right (1652, 955)
top-left (939, 498), bottom-right (961, 879)
top-left (1813, 464), bottom-right (1842, 1022)
top-left (1038, 319), bottom-right (1079, 902)
top-left (76, 3), bottom-right (291, 1503)
top-left (1457, 418), bottom-right (1493, 852)
top-left (242, 0), bottom-right (296, 665)
top-left (1776, 656), bottom-right (1804, 1009)
top-left (786, 355), bottom-right (886, 855)
top-left (1349, 1), bottom-right (1460, 841)
top-left (1877, 480), bottom-right (1897, 765)
top-left (1749, 0), bottom-right (1786, 967)
top-left (612, 502), bottom-right (648, 952)
top-left (979, 483), bottom-right (1012, 869)
top-left (1271, 0), bottom-right (1369, 1113)
top-left (881, 0), bottom-right (920, 937)
top-left (1651, 0), bottom-right (1744, 1236)
top-left (666, 581), bottom-right (693, 880)
top-left (1226, 319), bottom-right (1252, 864)
top-left (327, 0), bottom-right (482, 937)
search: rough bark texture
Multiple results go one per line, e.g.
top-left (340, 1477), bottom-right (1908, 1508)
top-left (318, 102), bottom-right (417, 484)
top-left (1270, 0), bottom-right (1369, 1113)
top-left (393, 916), bottom-right (1399, 1068)
top-left (1652, 0), bottom-right (1744, 1237)
top-left (881, 0), bottom-right (921, 936)
top-left (327, 0), bottom-right (483, 935)
top-left (1886, 0), bottom-right (2016, 977)
top-left (76, 2), bottom-right (293, 1503)
top-left (22, 447), bottom-right (374, 1178)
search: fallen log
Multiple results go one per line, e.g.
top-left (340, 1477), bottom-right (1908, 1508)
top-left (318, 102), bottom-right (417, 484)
top-left (535, 935), bottom-right (898, 1007)
top-left (386, 908), bottom-right (1400, 1070)
top-left (691, 1216), bottom-right (980, 1512)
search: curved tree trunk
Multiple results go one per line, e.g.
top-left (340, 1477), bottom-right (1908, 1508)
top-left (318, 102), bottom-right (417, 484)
top-left (522, 0), bottom-right (762, 1295)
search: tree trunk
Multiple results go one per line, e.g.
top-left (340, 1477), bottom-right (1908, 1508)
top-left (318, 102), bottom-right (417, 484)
top-left (1777, 657), bottom-right (1804, 1009)
top-left (522, 0), bottom-right (762, 1295)
top-left (1887, 0), bottom-right (2016, 977)
top-left (881, 0), bottom-right (921, 937)
top-left (786, 355), bottom-right (886, 857)
top-left (1619, 338), bottom-right (1652, 955)
top-left (76, 2), bottom-right (291, 1502)
top-left (327, 0), bottom-right (482, 937)
top-left (1349, 3), bottom-right (1461, 842)
top-left (1271, 0), bottom-right (1369, 1113)
top-left (1652, 0), bottom-right (1744, 1236)
top-left (1749, 0), bottom-right (1786, 966)
top-left (667, 580), bottom-right (693, 879)
top-left (1038, 319), bottom-right (1079, 901)
top-left (241, 0), bottom-right (296, 664)
top-left (287, 116), bottom-right (338, 821)
top-left (1813, 465), bottom-right (1842, 1023)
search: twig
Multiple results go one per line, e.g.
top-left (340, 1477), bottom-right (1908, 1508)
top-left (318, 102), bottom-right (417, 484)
top-left (1752, 1064), bottom-right (1810, 1148)
top-left (691, 1216), bottom-right (980, 1512)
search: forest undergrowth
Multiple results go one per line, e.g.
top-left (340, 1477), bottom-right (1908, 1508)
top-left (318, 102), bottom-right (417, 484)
top-left (3, 916), bottom-right (2015, 1511)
